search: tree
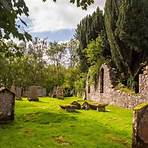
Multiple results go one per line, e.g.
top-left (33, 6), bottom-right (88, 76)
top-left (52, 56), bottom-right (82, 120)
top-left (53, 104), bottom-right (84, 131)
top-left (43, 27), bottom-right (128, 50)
top-left (75, 7), bottom-right (105, 72)
top-left (104, 0), bottom-right (148, 89)
top-left (0, 0), bottom-right (31, 41)
top-left (66, 39), bottom-right (79, 68)
top-left (0, 0), bottom-right (94, 41)
top-left (54, 0), bottom-right (94, 9)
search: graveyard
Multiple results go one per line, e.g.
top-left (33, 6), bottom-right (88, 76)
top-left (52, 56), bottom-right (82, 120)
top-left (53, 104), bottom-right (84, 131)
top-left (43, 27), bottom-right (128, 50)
top-left (0, 97), bottom-right (132, 148)
top-left (0, 0), bottom-right (148, 148)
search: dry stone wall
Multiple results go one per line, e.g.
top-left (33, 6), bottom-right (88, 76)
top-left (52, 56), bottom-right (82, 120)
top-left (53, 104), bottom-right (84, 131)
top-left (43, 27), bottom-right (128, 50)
top-left (86, 64), bottom-right (148, 109)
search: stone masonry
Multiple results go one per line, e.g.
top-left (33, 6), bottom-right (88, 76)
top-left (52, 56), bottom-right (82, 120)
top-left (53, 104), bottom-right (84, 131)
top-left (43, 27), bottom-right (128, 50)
top-left (86, 64), bottom-right (148, 109)
top-left (0, 88), bottom-right (15, 123)
top-left (132, 104), bottom-right (148, 148)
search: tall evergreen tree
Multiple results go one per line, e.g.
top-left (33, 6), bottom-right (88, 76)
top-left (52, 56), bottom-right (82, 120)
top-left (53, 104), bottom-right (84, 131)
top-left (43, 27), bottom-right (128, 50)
top-left (105, 0), bottom-right (148, 88)
top-left (75, 7), bottom-right (106, 72)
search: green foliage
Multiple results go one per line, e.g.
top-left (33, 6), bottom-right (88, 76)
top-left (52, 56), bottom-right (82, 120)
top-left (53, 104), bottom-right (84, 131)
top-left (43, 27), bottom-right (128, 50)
top-left (45, 65), bottom-right (65, 94)
top-left (0, 0), bottom-right (94, 41)
top-left (85, 36), bottom-right (104, 66)
top-left (115, 83), bottom-right (135, 95)
top-left (85, 35), bottom-right (110, 84)
top-left (88, 60), bottom-right (105, 85)
top-left (53, 0), bottom-right (94, 10)
top-left (0, 0), bottom-right (31, 40)
top-left (104, 0), bottom-right (148, 87)
top-left (74, 73), bottom-right (87, 97)
top-left (69, 0), bottom-right (94, 9)
top-left (75, 7), bottom-right (105, 72)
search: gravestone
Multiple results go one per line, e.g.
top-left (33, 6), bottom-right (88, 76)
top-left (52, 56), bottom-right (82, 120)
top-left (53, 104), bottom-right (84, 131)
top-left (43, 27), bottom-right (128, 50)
top-left (0, 87), bottom-right (15, 123)
top-left (132, 103), bottom-right (148, 148)
top-left (52, 86), bottom-right (64, 100)
top-left (28, 86), bottom-right (39, 101)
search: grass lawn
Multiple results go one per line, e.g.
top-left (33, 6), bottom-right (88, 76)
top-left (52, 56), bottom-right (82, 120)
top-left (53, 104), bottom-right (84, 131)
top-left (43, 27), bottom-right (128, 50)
top-left (0, 97), bottom-right (132, 148)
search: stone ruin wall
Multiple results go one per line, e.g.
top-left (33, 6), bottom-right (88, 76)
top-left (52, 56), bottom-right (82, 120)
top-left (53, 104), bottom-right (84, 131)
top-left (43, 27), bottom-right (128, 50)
top-left (11, 85), bottom-right (46, 98)
top-left (86, 64), bottom-right (148, 109)
top-left (139, 66), bottom-right (148, 98)
top-left (23, 86), bottom-right (46, 97)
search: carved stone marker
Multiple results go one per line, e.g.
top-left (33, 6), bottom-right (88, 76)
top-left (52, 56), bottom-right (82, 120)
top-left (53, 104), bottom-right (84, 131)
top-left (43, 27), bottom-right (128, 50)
top-left (132, 103), bottom-right (148, 148)
top-left (52, 86), bottom-right (64, 100)
top-left (28, 86), bottom-right (39, 101)
top-left (0, 87), bottom-right (15, 123)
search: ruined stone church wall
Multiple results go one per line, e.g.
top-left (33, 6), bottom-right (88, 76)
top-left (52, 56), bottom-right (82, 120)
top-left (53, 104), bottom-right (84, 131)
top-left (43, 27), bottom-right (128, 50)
top-left (86, 64), bottom-right (148, 109)
top-left (139, 66), bottom-right (148, 98)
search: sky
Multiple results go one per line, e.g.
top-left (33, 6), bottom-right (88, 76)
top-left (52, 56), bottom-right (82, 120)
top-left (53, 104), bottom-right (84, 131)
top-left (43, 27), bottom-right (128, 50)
top-left (24, 0), bottom-right (105, 42)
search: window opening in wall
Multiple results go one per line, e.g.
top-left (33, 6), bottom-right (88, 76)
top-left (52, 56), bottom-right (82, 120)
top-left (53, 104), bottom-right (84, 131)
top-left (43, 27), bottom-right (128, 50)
top-left (100, 68), bottom-right (104, 93)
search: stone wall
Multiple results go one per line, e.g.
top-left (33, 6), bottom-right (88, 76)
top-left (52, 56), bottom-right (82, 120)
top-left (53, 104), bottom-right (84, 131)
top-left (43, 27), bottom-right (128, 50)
top-left (86, 64), bottom-right (148, 109)
top-left (23, 86), bottom-right (46, 97)
top-left (11, 85), bottom-right (46, 98)
top-left (139, 66), bottom-right (148, 98)
top-left (11, 85), bottom-right (22, 99)
top-left (132, 104), bottom-right (148, 148)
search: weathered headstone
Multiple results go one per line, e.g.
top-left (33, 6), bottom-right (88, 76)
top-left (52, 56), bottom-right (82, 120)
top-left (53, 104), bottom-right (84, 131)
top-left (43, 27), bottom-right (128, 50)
top-left (0, 87), bottom-right (15, 123)
top-left (132, 103), bottom-right (148, 148)
top-left (28, 86), bottom-right (39, 101)
top-left (52, 86), bottom-right (64, 100)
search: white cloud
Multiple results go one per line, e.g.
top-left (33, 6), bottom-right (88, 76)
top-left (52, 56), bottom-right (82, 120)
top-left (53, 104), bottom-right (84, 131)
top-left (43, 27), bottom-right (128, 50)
top-left (25, 0), bottom-right (105, 33)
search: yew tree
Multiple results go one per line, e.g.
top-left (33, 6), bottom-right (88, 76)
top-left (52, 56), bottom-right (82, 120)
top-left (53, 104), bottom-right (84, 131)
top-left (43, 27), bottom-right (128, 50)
top-left (104, 0), bottom-right (148, 89)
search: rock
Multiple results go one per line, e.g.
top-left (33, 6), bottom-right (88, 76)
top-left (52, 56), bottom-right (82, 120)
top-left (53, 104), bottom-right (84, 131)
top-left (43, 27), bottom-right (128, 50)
top-left (81, 102), bottom-right (90, 110)
top-left (28, 97), bottom-right (39, 102)
top-left (71, 101), bottom-right (81, 109)
top-left (60, 105), bottom-right (77, 112)
top-left (16, 97), bottom-right (22, 101)
top-left (81, 101), bottom-right (108, 111)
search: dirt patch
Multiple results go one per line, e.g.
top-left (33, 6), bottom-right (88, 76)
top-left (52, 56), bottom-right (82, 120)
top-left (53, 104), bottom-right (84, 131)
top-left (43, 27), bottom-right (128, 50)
top-left (54, 136), bottom-right (71, 146)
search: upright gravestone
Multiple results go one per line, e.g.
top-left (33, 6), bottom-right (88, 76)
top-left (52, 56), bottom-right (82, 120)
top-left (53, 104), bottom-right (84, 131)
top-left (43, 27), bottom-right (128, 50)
top-left (132, 103), bottom-right (148, 148)
top-left (0, 87), bottom-right (15, 123)
top-left (28, 86), bottom-right (39, 101)
top-left (52, 86), bottom-right (64, 100)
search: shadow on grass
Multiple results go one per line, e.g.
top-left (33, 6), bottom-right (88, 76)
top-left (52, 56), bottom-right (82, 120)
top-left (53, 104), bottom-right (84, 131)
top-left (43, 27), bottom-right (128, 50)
top-left (18, 111), bottom-right (77, 124)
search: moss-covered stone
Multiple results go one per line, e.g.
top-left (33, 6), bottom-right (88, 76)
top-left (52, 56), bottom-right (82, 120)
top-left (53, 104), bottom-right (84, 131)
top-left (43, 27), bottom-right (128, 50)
top-left (134, 103), bottom-right (148, 111)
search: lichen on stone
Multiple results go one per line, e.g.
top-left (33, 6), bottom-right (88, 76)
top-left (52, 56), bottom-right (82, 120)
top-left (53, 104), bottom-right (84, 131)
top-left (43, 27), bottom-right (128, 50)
top-left (134, 103), bottom-right (148, 111)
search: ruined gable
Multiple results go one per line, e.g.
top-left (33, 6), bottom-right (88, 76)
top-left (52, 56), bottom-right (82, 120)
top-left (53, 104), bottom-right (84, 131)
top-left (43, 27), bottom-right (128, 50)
top-left (86, 64), bottom-right (148, 109)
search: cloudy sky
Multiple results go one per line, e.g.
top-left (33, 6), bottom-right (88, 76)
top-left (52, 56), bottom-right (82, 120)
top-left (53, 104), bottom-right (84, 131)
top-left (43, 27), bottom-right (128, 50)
top-left (24, 0), bottom-right (105, 42)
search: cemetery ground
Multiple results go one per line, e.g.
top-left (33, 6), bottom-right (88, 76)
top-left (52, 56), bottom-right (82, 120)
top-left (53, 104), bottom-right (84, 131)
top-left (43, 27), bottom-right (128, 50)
top-left (0, 97), bottom-right (132, 148)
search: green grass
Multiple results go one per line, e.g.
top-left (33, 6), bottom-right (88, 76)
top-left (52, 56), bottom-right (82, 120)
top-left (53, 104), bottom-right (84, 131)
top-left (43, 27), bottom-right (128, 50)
top-left (0, 97), bottom-right (132, 148)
